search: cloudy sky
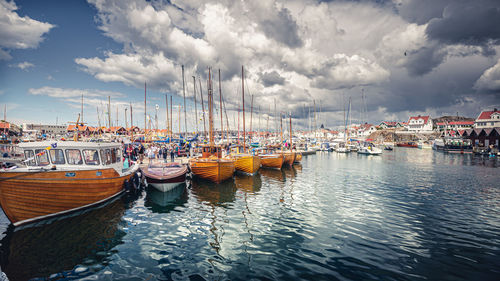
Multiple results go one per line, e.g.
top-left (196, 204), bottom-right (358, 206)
top-left (1, 0), bottom-right (499, 131)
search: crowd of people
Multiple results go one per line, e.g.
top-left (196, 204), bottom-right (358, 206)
top-left (123, 142), bottom-right (192, 164)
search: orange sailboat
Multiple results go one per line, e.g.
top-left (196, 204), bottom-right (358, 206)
top-left (190, 68), bottom-right (235, 183)
top-left (231, 65), bottom-right (261, 175)
top-left (258, 147), bottom-right (284, 169)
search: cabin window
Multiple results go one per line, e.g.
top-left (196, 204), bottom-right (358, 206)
top-left (66, 149), bottom-right (83, 165)
top-left (83, 149), bottom-right (100, 165)
top-left (111, 148), bottom-right (117, 163)
top-left (49, 149), bottom-right (65, 164)
top-left (24, 150), bottom-right (36, 166)
top-left (35, 149), bottom-right (50, 166)
top-left (116, 148), bottom-right (121, 162)
top-left (105, 149), bottom-right (112, 165)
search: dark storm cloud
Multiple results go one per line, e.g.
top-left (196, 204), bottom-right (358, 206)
top-left (395, 0), bottom-right (451, 24)
top-left (404, 44), bottom-right (446, 76)
top-left (260, 8), bottom-right (303, 48)
top-left (259, 70), bottom-right (285, 87)
top-left (426, 1), bottom-right (500, 51)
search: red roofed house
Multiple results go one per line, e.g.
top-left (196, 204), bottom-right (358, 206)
top-left (407, 115), bottom-right (433, 132)
top-left (474, 108), bottom-right (500, 129)
top-left (436, 121), bottom-right (474, 132)
top-left (109, 126), bottom-right (126, 135)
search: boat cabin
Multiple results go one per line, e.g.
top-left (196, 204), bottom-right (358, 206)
top-left (201, 145), bottom-right (222, 158)
top-left (19, 141), bottom-right (124, 170)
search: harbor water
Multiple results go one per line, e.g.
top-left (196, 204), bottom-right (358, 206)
top-left (0, 148), bottom-right (499, 280)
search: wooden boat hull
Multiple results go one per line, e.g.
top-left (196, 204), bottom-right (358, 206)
top-left (234, 155), bottom-right (261, 175)
top-left (0, 167), bottom-right (138, 226)
top-left (142, 163), bottom-right (188, 192)
top-left (189, 158), bottom-right (235, 183)
top-left (260, 154), bottom-right (284, 169)
top-left (282, 152), bottom-right (296, 166)
top-left (294, 153), bottom-right (302, 163)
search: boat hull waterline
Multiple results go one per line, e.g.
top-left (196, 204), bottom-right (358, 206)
top-left (189, 159), bottom-right (235, 183)
top-left (142, 163), bottom-right (188, 192)
top-left (0, 165), bottom-right (139, 226)
top-left (234, 155), bottom-right (261, 175)
top-left (260, 154), bottom-right (284, 169)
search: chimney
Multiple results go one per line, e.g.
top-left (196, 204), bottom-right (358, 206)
top-left (495, 108), bottom-right (498, 112)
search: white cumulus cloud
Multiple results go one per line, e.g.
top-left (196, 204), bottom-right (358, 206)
top-left (0, 0), bottom-right (54, 60)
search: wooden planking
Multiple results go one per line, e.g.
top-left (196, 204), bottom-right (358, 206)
top-left (294, 153), bottom-right (302, 163)
top-left (260, 154), bottom-right (284, 169)
top-left (190, 159), bottom-right (235, 183)
top-left (234, 155), bottom-right (261, 174)
top-left (282, 152), bottom-right (295, 166)
top-left (0, 169), bottom-right (132, 225)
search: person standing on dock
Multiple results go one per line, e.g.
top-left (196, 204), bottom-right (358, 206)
top-left (162, 146), bottom-right (168, 162)
top-left (170, 145), bottom-right (175, 162)
top-left (138, 144), bottom-right (144, 164)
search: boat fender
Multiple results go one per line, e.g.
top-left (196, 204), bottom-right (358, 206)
top-left (133, 173), bottom-right (140, 189)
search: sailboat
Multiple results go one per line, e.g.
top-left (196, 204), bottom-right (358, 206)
top-left (189, 68), bottom-right (236, 183)
top-left (281, 114), bottom-right (296, 166)
top-left (337, 97), bottom-right (351, 153)
top-left (230, 66), bottom-right (261, 175)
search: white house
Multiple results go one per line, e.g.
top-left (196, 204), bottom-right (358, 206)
top-left (357, 124), bottom-right (377, 137)
top-left (407, 115), bottom-right (433, 132)
top-left (474, 108), bottom-right (500, 128)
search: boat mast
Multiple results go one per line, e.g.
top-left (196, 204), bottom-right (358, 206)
top-left (280, 113), bottom-right (283, 150)
top-left (289, 113), bottom-right (293, 152)
top-left (130, 102), bottom-right (133, 127)
top-left (108, 96), bottom-right (111, 129)
top-left (208, 67), bottom-right (214, 146)
top-left (130, 102), bottom-right (134, 141)
top-left (124, 107), bottom-right (128, 129)
top-left (242, 65), bottom-right (246, 153)
top-left (274, 99), bottom-right (277, 137)
top-left (170, 96), bottom-right (173, 141)
top-left (218, 69), bottom-right (223, 143)
top-left (250, 94), bottom-right (253, 141)
top-left (166, 94), bottom-right (169, 135)
top-left (182, 65), bottom-right (187, 137)
top-left (199, 76), bottom-right (207, 140)
top-left (81, 93), bottom-right (84, 123)
top-left (144, 82), bottom-right (146, 132)
top-left (193, 76), bottom-right (198, 135)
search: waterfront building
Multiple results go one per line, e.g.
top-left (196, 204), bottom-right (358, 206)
top-left (22, 123), bottom-right (67, 136)
top-left (462, 127), bottom-right (500, 147)
top-left (357, 124), bottom-right (377, 137)
top-left (436, 121), bottom-right (474, 132)
top-left (407, 115), bottom-right (433, 132)
top-left (474, 108), bottom-right (500, 128)
top-left (378, 121), bottom-right (403, 129)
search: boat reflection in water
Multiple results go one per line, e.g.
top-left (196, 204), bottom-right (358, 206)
top-left (144, 183), bottom-right (188, 213)
top-left (234, 173), bottom-right (262, 194)
top-left (191, 179), bottom-right (237, 207)
top-left (0, 196), bottom-right (129, 281)
top-left (282, 165), bottom-right (298, 180)
top-left (259, 168), bottom-right (285, 182)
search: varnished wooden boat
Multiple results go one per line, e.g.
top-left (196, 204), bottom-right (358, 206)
top-left (294, 152), bottom-right (302, 163)
top-left (142, 162), bottom-right (188, 192)
top-left (282, 151), bottom-right (296, 166)
top-left (189, 145), bottom-right (235, 183)
top-left (260, 154), bottom-right (284, 169)
top-left (190, 158), bottom-right (235, 183)
top-left (233, 154), bottom-right (261, 175)
top-left (0, 141), bottom-right (139, 227)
